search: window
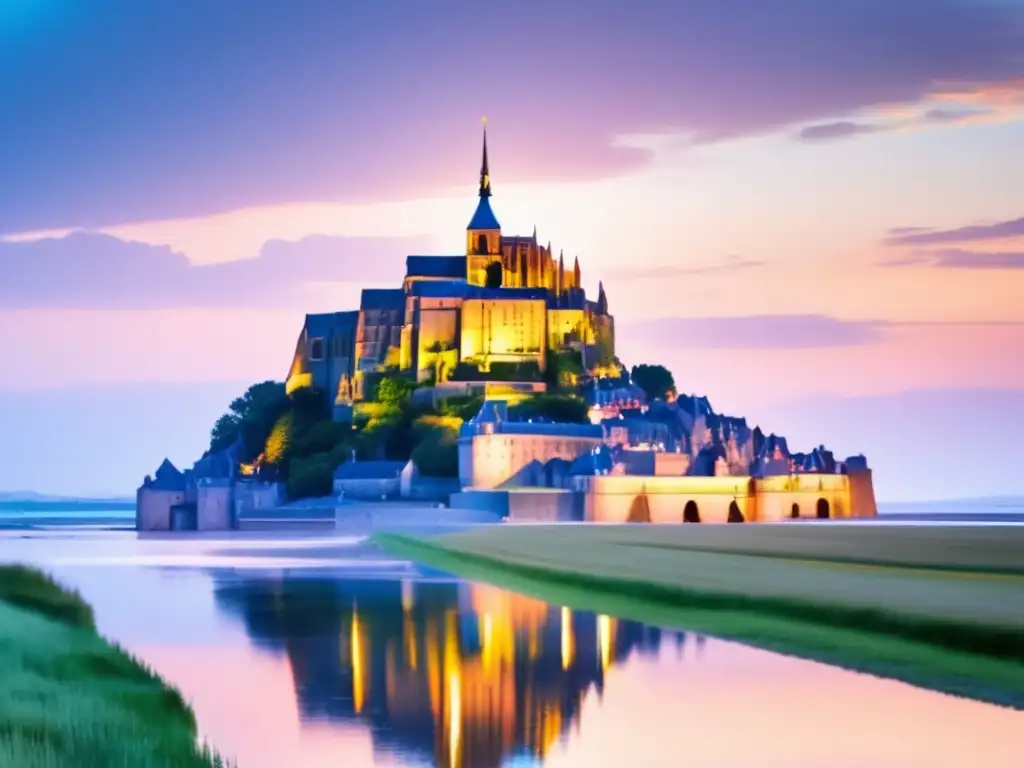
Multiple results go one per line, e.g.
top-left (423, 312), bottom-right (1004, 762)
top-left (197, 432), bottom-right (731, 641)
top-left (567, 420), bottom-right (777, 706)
top-left (309, 337), bottom-right (325, 361)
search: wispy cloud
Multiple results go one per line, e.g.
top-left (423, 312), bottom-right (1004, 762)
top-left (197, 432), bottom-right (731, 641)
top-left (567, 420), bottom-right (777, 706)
top-left (884, 215), bottom-right (1024, 246)
top-left (0, 231), bottom-right (431, 309)
top-left (625, 314), bottom-right (890, 350)
top-left (798, 121), bottom-right (887, 142)
top-left (882, 248), bottom-right (1024, 269)
top-left (608, 255), bottom-right (764, 281)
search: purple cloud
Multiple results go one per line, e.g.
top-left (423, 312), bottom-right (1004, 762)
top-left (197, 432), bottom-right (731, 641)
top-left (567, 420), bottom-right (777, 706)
top-left (3, 0), bottom-right (1024, 231)
top-left (882, 249), bottom-right (1024, 269)
top-left (885, 215), bottom-right (1024, 246)
top-left (0, 232), bottom-right (431, 309)
top-left (608, 255), bottom-right (764, 280)
top-left (798, 121), bottom-right (886, 142)
top-left (922, 107), bottom-right (988, 123)
top-left (626, 314), bottom-right (889, 349)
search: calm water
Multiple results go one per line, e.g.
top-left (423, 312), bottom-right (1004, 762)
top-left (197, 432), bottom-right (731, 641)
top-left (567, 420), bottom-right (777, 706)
top-left (1, 525), bottom-right (1022, 767)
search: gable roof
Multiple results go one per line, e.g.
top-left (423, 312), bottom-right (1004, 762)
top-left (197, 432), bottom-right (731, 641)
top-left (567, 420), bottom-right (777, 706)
top-left (146, 458), bottom-right (186, 491)
top-left (333, 460), bottom-right (406, 480)
top-left (405, 255), bottom-right (467, 280)
top-left (359, 289), bottom-right (405, 312)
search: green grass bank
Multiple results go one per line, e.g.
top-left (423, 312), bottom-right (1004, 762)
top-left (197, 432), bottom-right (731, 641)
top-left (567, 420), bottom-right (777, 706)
top-left (375, 524), bottom-right (1024, 710)
top-left (0, 565), bottom-right (229, 768)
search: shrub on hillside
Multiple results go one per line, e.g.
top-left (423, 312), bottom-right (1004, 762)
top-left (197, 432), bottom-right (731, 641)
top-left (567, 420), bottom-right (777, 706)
top-left (286, 454), bottom-right (334, 500)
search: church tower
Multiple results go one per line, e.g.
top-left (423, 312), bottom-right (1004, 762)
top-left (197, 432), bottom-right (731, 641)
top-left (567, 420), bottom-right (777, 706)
top-left (466, 119), bottom-right (502, 286)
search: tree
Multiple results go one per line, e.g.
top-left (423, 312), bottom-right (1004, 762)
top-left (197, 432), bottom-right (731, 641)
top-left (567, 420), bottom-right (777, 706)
top-left (412, 426), bottom-right (460, 477)
top-left (286, 454), bottom-right (334, 500)
top-left (630, 364), bottom-right (675, 402)
top-left (515, 394), bottom-right (590, 424)
top-left (485, 261), bottom-right (503, 289)
top-left (209, 380), bottom-right (289, 460)
top-left (375, 375), bottom-right (412, 405)
top-left (545, 349), bottom-right (583, 392)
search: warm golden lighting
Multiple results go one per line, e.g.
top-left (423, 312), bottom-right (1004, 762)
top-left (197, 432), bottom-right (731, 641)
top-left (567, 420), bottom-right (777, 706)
top-left (561, 607), bottom-right (575, 670)
top-left (481, 612), bottom-right (494, 672)
top-left (351, 608), bottom-right (366, 714)
top-left (598, 614), bottom-right (615, 672)
top-left (448, 670), bottom-right (462, 768)
top-left (403, 612), bottom-right (418, 671)
top-left (401, 579), bottom-right (414, 612)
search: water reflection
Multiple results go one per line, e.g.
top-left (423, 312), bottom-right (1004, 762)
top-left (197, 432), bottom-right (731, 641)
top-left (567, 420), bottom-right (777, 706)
top-left (214, 577), bottom-right (683, 768)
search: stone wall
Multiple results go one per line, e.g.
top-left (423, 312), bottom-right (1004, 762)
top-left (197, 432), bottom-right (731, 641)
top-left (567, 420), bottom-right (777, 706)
top-left (234, 481), bottom-right (284, 521)
top-left (136, 487), bottom-right (184, 531)
top-left (572, 473), bottom-right (876, 524)
top-left (197, 481), bottom-right (233, 530)
top-left (334, 477), bottom-right (401, 500)
top-left (462, 432), bottom-right (602, 489)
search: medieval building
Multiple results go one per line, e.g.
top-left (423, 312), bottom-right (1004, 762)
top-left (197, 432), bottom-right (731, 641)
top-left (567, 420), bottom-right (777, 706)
top-left (286, 125), bottom-right (616, 411)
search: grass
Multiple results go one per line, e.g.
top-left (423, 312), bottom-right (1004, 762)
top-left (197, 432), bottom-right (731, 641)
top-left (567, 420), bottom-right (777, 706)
top-left (375, 524), bottom-right (1024, 710)
top-left (0, 565), bottom-right (231, 768)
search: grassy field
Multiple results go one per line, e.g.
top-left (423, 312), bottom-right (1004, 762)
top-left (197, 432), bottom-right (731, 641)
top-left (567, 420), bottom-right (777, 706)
top-left (0, 565), bottom-right (229, 768)
top-left (376, 524), bottom-right (1024, 709)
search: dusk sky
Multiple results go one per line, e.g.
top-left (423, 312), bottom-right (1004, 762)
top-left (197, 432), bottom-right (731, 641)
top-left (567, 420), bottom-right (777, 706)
top-left (3, 0), bottom-right (1024, 500)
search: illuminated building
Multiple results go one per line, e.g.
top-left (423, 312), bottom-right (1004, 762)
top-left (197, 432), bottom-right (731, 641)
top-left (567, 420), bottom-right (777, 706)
top-left (285, 122), bottom-right (616, 408)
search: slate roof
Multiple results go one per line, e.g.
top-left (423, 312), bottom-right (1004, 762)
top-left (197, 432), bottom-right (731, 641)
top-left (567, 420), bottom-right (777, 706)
top-left (146, 458), bottom-right (186, 491)
top-left (359, 289), bottom-right (405, 311)
top-left (305, 311), bottom-right (358, 338)
top-left (467, 196), bottom-right (501, 230)
top-left (333, 460), bottom-right (406, 480)
top-left (408, 281), bottom-right (547, 300)
top-left (405, 255), bottom-right (467, 280)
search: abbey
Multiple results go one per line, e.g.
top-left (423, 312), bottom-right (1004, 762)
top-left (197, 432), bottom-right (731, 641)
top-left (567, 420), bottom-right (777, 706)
top-left (286, 125), bottom-right (615, 407)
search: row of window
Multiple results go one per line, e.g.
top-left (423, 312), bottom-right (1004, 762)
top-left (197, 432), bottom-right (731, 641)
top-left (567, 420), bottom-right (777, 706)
top-left (308, 336), bottom-right (352, 362)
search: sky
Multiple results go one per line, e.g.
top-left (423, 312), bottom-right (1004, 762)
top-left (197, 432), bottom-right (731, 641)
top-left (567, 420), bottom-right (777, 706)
top-left (2, 0), bottom-right (1024, 500)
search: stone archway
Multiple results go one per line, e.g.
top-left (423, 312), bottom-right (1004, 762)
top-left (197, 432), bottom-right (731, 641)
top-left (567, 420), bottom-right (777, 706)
top-left (683, 500), bottom-right (700, 523)
top-left (627, 494), bottom-right (652, 523)
top-left (727, 500), bottom-right (745, 523)
top-left (816, 498), bottom-right (831, 519)
top-left (791, 502), bottom-right (800, 519)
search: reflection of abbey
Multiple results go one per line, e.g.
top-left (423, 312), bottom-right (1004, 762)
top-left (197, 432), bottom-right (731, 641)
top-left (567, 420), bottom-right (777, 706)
top-left (217, 575), bottom-right (688, 768)
top-left (285, 124), bottom-right (615, 406)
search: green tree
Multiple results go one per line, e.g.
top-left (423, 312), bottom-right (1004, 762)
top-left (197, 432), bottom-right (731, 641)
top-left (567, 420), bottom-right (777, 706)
top-left (515, 394), bottom-right (590, 424)
top-left (630, 364), bottom-right (676, 402)
top-left (545, 349), bottom-right (583, 392)
top-left (286, 454), bottom-right (334, 500)
top-left (375, 375), bottom-right (412, 405)
top-left (209, 380), bottom-right (289, 460)
top-left (485, 261), bottom-right (503, 289)
top-left (411, 425), bottom-right (460, 477)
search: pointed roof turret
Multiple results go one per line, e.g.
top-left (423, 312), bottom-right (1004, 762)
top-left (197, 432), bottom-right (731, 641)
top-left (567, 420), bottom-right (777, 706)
top-left (532, 224), bottom-right (537, 242)
top-left (597, 280), bottom-right (608, 314)
top-left (573, 255), bottom-right (581, 287)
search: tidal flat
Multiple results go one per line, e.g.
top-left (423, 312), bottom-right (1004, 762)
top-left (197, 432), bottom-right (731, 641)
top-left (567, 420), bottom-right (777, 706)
top-left (376, 523), bottom-right (1024, 709)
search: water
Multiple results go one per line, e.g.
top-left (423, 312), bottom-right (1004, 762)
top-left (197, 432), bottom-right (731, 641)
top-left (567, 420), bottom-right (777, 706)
top-left (1, 526), bottom-right (1022, 767)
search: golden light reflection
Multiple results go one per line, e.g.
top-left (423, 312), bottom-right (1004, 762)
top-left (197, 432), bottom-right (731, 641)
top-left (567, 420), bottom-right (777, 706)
top-left (401, 579), bottom-right (414, 612)
top-left (561, 607), bottom-right (575, 670)
top-left (351, 608), bottom-right (365, 715)
top-left (598, 614), bottom-right (615, 673)
top-left (403, 612), bottom-right (418, 672)
top-left (443, 611), bottom-right (463, 768)
top-left (481, 612), bottom-right (493, 672)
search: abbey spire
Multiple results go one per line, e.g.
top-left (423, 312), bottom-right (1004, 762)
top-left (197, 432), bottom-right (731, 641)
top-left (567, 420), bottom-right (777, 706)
top-left (479, 118), bottom-right (492, 198)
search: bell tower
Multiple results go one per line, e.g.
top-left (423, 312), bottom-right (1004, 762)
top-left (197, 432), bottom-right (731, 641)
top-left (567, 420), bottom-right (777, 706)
top-left (466, 118), bottom-right (502, 287)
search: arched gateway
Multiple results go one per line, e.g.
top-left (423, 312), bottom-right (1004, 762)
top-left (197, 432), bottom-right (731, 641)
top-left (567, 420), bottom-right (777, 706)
top-left (791, 502), bottom-right (800, 519)
top-left (727, 501), bottom-right (745, 523)
top-left (816, 498), bottom-right (831, 519)
top-left (683, 500), bottom-right (700, 523)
